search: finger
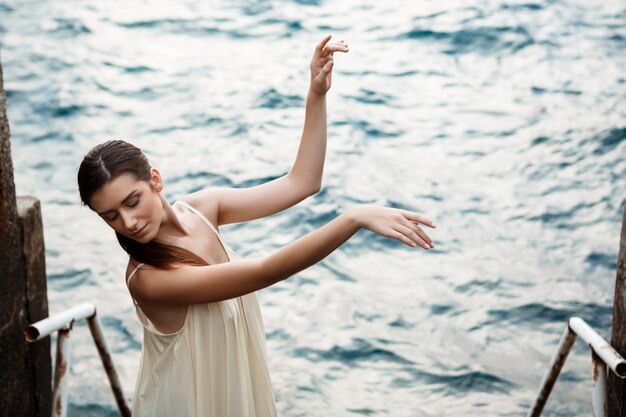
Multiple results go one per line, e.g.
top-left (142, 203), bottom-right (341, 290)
top-left (404, 220), bottom-right (434, 247)
top-left (395, 224), bottom-right (430, 249)
top-left (416, 226), bottom-right (434, 247)
top-left (312, 53), bottom-right (333, 67)
top-left (389, 230), bottom-right (420, 248)
top-left (402, 210), bottom-right (437, 228)
top-left (322, 44), bottom-right (349, 56)
top-left (314, 34), bottom-right (333, 56)
top-left (314, 60), bottom-right (333, 82)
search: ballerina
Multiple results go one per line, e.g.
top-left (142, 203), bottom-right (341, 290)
top-left (77, 34), bottom-right (435, 417)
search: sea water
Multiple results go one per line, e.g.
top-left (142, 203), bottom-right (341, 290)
top-left (1, 1), bottom-right (625, 415)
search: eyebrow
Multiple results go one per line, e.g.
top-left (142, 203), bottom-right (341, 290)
top-left (96, 189), bottom-right (139, 215)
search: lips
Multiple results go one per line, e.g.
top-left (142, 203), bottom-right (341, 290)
top-left (133, 224), bottom-right (148, 237)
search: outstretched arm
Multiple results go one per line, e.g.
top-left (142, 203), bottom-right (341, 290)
top-left (186, 35), bottom-right (349, 226)
top-left (129, 205), bottom-right (435, 306)
top-left (289, 35), bottom-right (349, 190)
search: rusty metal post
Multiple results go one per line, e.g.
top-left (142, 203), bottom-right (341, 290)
top-left (609, 203), bottom-right (626, 416)
top-left (25, 303), bottom-right (132, 417)
top-left (526, 325), bottom-right (577, 417)
top-left (528, 318), bottom-right (626, 416)
top-left (592, 350), bottom-right (609, 417)
top-left (87, 314), bottom-right (132, 417)
top-left (51, 328), bottom-right (71, 417)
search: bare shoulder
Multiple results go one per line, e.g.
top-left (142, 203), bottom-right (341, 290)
top-left (125, 258), bottom-right (157, 301)
top-left (177, 190), bottom-right (221, 227)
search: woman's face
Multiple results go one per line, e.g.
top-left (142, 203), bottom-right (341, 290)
top-left (88, 170), bottom-right (163, 242)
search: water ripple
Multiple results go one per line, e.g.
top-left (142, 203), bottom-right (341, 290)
top-left (392, 368), bottom-right (515, 395)
top-left (294, 338), bottom-right (414, 366)
top-left (395, 25), bottom-right (535, 55)
top-left (257, 88), bottom-right (305, 109)
top-left (473, 302), bottom-right (612, 330)
top-left (4, 0), bottom-right (624, 414)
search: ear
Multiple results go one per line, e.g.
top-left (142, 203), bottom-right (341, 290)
top-left (149, 167), bottom-right (164, 192)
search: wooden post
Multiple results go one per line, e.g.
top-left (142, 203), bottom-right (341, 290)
top-left (0, 57), bottom-right (51, 417)
top-left (609, 203), bottom-right (626, 417)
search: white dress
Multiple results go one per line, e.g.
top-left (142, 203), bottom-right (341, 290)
top-left (125, 200), bottom-right (278, 417)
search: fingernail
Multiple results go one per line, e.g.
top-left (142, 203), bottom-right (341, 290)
top-left (432, 223), bottom-right (438, 227)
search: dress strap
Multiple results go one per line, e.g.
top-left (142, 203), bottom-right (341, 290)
top-left (174, 200), bottom-right (234, 258)
top-left (127, 262), bottom-right (145, 286)
top-left (174, 200), bottom-right (220, 235)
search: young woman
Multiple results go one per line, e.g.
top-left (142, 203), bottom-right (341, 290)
top-left (77, 35), bottom-right (435, 417)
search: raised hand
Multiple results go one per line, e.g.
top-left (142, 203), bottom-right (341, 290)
top-left (309, 34), bottom-right (349, 97)
top-left (349, 205), bottom-right (437, 250)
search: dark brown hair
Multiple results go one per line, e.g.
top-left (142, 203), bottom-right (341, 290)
top-left (77, 139), bottom-right (209, 270)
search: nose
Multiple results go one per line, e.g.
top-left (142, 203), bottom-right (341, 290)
top-left (120, 210), bottom-right (138, 231)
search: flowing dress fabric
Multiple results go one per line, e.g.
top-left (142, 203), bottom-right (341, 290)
top-left (125, 200), bottom-right (278, 417)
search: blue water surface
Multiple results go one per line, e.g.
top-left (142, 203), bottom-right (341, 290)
top-left (1, 0), bottom-right (625, 416)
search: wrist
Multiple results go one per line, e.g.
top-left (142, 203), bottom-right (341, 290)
top-left (307, 87), bottom-right (327, 101)
top-left (343, 207), bottom-right (361, 229)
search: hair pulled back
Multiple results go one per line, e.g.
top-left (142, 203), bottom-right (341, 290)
top-left (77, 140), bottom-right (208, 270)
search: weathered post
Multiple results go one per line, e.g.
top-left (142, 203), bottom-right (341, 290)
top-left (0, 57), bottom-right (52, 416)
top-left (609, 203), bottom-right (626, 417)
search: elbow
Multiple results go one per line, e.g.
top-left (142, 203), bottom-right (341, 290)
top-left (288, 173), bottom-right (320, 197)
top-left (307, 183), bottom-right (321, 196)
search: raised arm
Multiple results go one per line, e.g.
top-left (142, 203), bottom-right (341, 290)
top-left (184, 36), bottom-right (349, 226)
top-left (289, 35), bottom-right (349, 190)
top-left (130, 205), bottom-right (435, 306)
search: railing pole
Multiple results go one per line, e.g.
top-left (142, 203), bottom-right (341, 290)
top-left (592, 350), bottom-right (609, 417)
top-left (51, 328), bottom-right (71, 417)
top-left (526, 325), bottom-right (577, 417)
top-left (87, 314), bottom-right (132, 417)
top-left (25, 303), bottom-right (132, 416)
top-left (570, 317), bottom-right (626, 377)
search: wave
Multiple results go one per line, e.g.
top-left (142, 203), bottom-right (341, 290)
top-left (472, 302), bottom-right (612, 330)
top-left (293, 338), bottom-right (414, 366)
top-left (395, 25), bottom-right (535, 55)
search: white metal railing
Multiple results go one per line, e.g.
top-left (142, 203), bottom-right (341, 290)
top-left (527, 317), bottom-right (626, 417)
top-left (24, 303), bottom-right (131, 417)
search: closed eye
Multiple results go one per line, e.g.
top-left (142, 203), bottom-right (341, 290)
top-left (104, 213), bottom-right (117, 222)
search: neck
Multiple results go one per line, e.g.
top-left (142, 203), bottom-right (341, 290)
top-left (153, 195), bottom-right (190, 243)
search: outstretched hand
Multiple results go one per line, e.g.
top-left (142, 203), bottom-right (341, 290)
top-left (349, 205), bottom-right (437, 250)
top-left (310, 34), bottom-right (349, 97)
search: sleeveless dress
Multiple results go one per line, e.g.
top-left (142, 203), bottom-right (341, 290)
top-left (125, 200), bottom-right (278, 417)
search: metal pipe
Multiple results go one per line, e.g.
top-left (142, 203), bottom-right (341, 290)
top-left (87, 314), bottom-right (132, 417)
top-left (51, 328), bottom-right (71, 417)
top-left (569, 317), bottom-right (626, 378)
top-left (526, 325), bottom-right (577, 417)
top-left (24, 303), bottom-right (95, 342)
top-left (25, 303), bottom-right (132, 417)
top-left (591, 350), bottom-right (608, 417)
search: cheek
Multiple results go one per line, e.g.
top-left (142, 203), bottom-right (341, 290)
top-left (107, 221), bottom-right (124, 234)
top-left (143, 196), bottom-right (160, 220)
